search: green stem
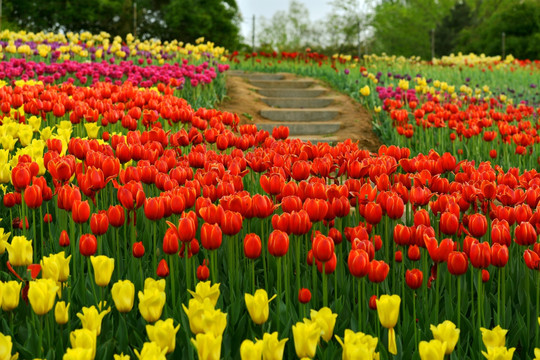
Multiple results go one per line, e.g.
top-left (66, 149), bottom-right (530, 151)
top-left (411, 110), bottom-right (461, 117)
top-left (251, 260), bottom-right (255, 293)
top-left (413, 292), bottom-right (418, 353)
top-left (358, 277), bottom-right (362, 330)
top-left (478, 270), bottom-right (483, 328)
top-left (322, 262), bottom-right (327, 307)
top-left (170, 255), bottom-right (177, 316)
top-left (276, 256), bottom-right (282, 334)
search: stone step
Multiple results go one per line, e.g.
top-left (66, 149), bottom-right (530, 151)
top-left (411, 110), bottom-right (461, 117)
top-left (250, 80), bottom-right (315, 89)
top-left (260, 108), bottom-right (339, 122)
top-left (256, 122), bottom-right (341, 136)
top-left (262, 97), bottom-right (334, 108)
top-left (228, 71), bottom-right (285, 81)
top-left (293, 136), bottom-right (339, 144)
top-left (257, 88), bottom-right (326, 98)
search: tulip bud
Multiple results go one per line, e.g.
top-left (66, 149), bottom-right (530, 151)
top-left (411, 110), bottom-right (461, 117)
top-left (55, 301), bottom-right (70, 325)
top-left (133, 241), bottom-right (145, 258)
top-left (79, 234), bottom-right (97, 257)
top-left (197, 261), bottom-right (210, 281)
top-left (405, 269), bottom-right (423, 290)
top-left (298, 288), bottom-right (311, 304)
top-left (111, 280), bottom-right (135, 313)
top-left (244, 233), bottom-right (262, 259)
top-left (90, 256), bottom-right (115, 287)
top-left (157, 259), bottom-right (169, 278)
top-left (268, 230), bottom-right (289, 257)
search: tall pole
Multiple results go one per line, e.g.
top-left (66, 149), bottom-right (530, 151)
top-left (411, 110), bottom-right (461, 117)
top-left (502, 32), bottom-right (506, 59)
top-left (133, 2), bottom-right (137, 38)
top-left (252, 15), bottom-right (255, 67)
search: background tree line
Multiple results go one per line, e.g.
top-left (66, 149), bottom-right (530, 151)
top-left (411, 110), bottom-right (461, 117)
top-left (2, 0), bottom-right (242, 49)
top-left (2, 0), bottom-right (539, 59)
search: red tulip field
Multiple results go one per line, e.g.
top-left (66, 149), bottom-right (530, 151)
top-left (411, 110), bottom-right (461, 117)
top-left (0, 31), bottom-right (539, 360)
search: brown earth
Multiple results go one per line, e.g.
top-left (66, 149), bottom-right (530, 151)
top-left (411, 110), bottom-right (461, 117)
top-left (215, 72), bottom-right (382, 152)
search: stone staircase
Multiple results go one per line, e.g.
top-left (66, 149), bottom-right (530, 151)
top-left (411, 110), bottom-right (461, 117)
top-left (229, 71), bottom-right (341, 143)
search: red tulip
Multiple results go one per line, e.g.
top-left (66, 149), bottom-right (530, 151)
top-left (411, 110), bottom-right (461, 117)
top-left (303, 198), bottom-right (329, 223)
top-left (3, 193), bottom-right (17, 208)
top-left (328, 227), bottom-right (342, 245)
top-left (395, 250), bottom-right (403, 262)
top-left (363, 202), bottom-right (382, 225)
top-left (386, 194), bottom-right (404, 220)
top-left (348, 249), bottom-right (370, 278)
top-left (157, 259), bottom-right (169, 278)
top-left (281, 196), bottom-right (303, 213)
top-left (133, 241), bottom-right (145, 258)
top-left (352, 239), bottom-right (375, 261)
top-left (144, 197), bottom-right (165, 221)
top-left (515, 222), bottom-right (537, 246)
top-left (201, 223), bottom-right (222, 250)
top-left (163, 228), bottom-right (179, 255)
top-left (468, 214), bottom-right (487, 238)
top-left (59, 230), bottom-right (70, 247)
top-left (90, 212), bottom-right (109, 236)
top-left (482, 269), bottom-right (490, 282)
top-left (425, 236), bottom-right (454, 263)
top-left (440, 211), bottom-right (459, 235)
top-left (79, 234), bottom-right (97, 256)
top-left (11, 165), bottom-right (31, 191)
top-left (369, 295), bottom-right (378, 310)
top-left (72, 200), bottom-right (90, 224)
top-left (470, 242), bottom-right (491, 268)
top-left (405, 269), bottom-right (423, 290)
top-left (197, 260), bottom-right (210, 281)
top-left (23, 185), bottom-right (43, 209)
top-left (408, 245), bottom-right (421, 261)
top-left (312, 234), bottom-right (334, 263)
top-left (199, 203), bottom-right (225, 225)
top-left (43, 213), bottom-right (53, 223)
top-left (331, 196), bottom-right (351, 218)
top-left (268, 230), bottom-right (289, 257)
top-left (491, 221), bottom-right (511, 247)
top-left (368, 260), bottom-right (389, 283)
top-left (298, 288), bottom-right (311, 304)
top-left (244, 233), bottom-right (262, 259)
top-left (393, 224), bottom-right (411, 246)
top-left (491, 243), bottom-right (509, 268)
top-left (252, 194), bottom-right (276, 218)
top-left (447, 251), bottom-right (468, 275)
top-left (524, 249), bottom-right (540, 270)
top-left (107, 205), bottom-right (125, 227)
top-left (220, 210), bottom-right (243, 236)
top-left (414, 209), bottom-right (430, 227)
top-left (316, 253), bottom-right (337, 274)
top-left (292, 161), bottom-right (310, 181)
top-left (260, 173), bottom-right (285, 195)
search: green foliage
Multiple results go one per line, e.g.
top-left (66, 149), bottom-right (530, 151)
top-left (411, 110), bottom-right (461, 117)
top-left (3, 0), bottom-right (241, 49)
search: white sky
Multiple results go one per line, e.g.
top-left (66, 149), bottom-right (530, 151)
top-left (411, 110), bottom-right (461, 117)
top-left (236, 0), bottom-right (333, 40)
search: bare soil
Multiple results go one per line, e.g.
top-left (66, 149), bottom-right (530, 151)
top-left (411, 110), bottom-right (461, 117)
top-left (215, 72), bottom-right (382, 152)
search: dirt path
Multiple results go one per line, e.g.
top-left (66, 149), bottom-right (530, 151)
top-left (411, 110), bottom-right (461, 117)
top-left (216, 72), bottom-right (382, 152)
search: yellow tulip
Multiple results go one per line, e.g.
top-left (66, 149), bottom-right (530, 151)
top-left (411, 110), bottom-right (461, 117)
top-left (188, 281), bottom-right (220, 307)
top-left (419, 339), bottom-right (447, 360)
top-left (69, 328), bottom-right (97, 360)
top-left (309, 307), bottom-right (338, 342)
top-left (134, 342), bottom-right (167, 359)
top-left (534, 348), bottom-right (540, 360)
top-left (360, 85), bottom-right (370, 97)
top-left (84, 123), bottom-right (100, 139)
top-left (191, 333), bottom-right (222, 360)
top-left (0, 332), bottom-right (18, 360)
top-left (292, 321), bottom-right (320, 359)
top-left (0, 164), bottom-right (11, 184)
top-left (28, 116), bottom-right (41, 132)
top-left (4, 236), bottom-right (33, 266)
top-left (201, 308), bottom-right (227, 337)
top-left (138, 287), bottom-right (166, 323)
top-left (41, 252), bottom-right (71, 282)
top-left (90, 256), bottom-right (115, 287)
top-left (376, 294), bottom-right (400, 355)
top-left (335, 329), bottom-right (379, 360)
top-left (76, 306), bottom-right (111, 336)
top-left (261, 332), bottom-right (288, 360)
top-left (0, 227), bottom-right (10, 254)
top-left (1, 281), bottom-right (22, 311)
top-left (430, 320), bottom-right (459, 354)
top-left (55, 301), bottom-right (70, 325)
top-left (481, 346), bottom-right (515, 360)
top-left (111, 280), bottom-right (135, 313)
top-left (182, 298), bottom-right (216, 334)
top-left (39, 126), bottom-right (55, 141)
top-left (62, 348), bottom-right (93, 360)
top-left (480, 326), bottom-right (508, 349)
top-left (245, 289), bottom-right (276, 325)
top-left (240, 339), bottom-right (263, 360)
top-left (18, 126), bottom-right (33, 147)
top-left (0, 135), bottom-right (17, 151)
top-left (144, 278), bottom-right (166, 292)
top-left (113, 354), bottom-right (130, 360)
top-left (28, 278), bottom-right (59, 315)
top-left (146, 319), bottom-right (180, 354)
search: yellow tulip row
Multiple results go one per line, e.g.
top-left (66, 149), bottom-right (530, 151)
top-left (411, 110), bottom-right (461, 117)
top-left (0, 30), bottom-right (228, 62)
